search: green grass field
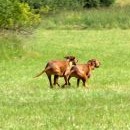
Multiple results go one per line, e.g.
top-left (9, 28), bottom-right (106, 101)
top-left (40, 6), bottom-right (130, 30)
top-left (117, 0), bottom-right (130, 6)
top-left (0, 29), bottom-right (130, 129)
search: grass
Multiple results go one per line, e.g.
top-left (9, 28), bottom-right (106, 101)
top-left (0, 33), bottom-right (23, 60)
top-left (0, 28), bottom-right (130, 129)
top-left (116, 0), bottom-right (130, 6)
top-left (40, 6), bottom-right (130, 29)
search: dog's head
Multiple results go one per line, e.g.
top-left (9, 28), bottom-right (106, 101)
top-left (87, 59), bottom-right (100, 70)
top-left (64, 56), bottom-right (78, 65)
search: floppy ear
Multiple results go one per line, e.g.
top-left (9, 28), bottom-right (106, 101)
top-left (64, 56), bottom-right (75, 60)
top-left (87, 60), bottom-right (94, 66)
top-left (87, 60), bottom-right (92, 63)
top-left (70, 56), bottom-right (75, 60)
top-left (64, 56), bottom-right (69, 59)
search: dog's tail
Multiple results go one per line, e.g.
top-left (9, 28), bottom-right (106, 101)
top-left (33, 69), bottom-right (45, 78)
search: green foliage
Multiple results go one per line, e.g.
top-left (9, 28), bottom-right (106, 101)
top-left (0, 0), bottom-right (41, 30)
top-left (20, 0), bottom-right (84, 10)
top-left (20, 0), bottom-right (43, 9)
top-left (83, 0), bottom-right (100, 8)
top-left (22, 0), bottom-right (115, 10)
top-left (39, 5), bottom-right (51, 14)
top-left (100, 0), bottom-right (115, 7)
top-left (46, 0), bottom-right (83, 10)
top-left (83, 0), bottom-right (115, 8)
top-left (18, 3), bottom-right (41, 27)
top-left (40, 7), bottom-right (130, 29)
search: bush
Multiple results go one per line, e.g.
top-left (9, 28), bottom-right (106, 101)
top-left (100, 0), bottom-right (115, 7)
top-left (20, 0), bottom-right (84, 10)
top-left (18, 3), bottom-right (41, 27)
top-left (20, 0), bottom-right (43, 9)
top-left (83, 0), bottom-right (115, 8)
top-left (83, 0), bottom-right (100, 8)
top-left (43, 0), bottom-right (83, 10)
top-left (0, 0), bottom-right (41, 30)
top-left (19, 0), bottom-right (115, 11)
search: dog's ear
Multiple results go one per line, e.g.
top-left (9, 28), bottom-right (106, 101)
top-left (64, 56), bottom-right (69, 59)
top-left (70, 56), bottom-right (75, 60)
top-left (64, 56), bottom-right (75, 60)
top-left (87, 59), bottom-right (94, 66)
top-left (87, 60), bottom-right (92, 63)
top-left (88, 59), bottom-right (96, 63)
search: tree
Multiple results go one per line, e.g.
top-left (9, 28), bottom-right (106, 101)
top-left (0, 0), bottom-right (41, 29)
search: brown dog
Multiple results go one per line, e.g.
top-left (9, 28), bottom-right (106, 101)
top-left (34, 56), bottom-right (78, 88)
top-left (68, 59), bottom-right (100, 87)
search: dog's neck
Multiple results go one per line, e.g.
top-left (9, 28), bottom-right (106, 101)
top-left (66, 59), bottom-right (75, 67)
top-left (86, 63), bottom-right (94, 73)
top-left (68, 61), bottom-right (76, 70)
top-left (84, 64), bottom-right (92, 78)
top-left (64, 61), bottom-right (75, 76)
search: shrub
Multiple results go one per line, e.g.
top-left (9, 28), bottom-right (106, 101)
top-left (83, 0), bottom-right (100, 8)
top-left (20, 0), bottom-right (84, 10)
top-left (20, 0), bottom-right (43, 9)
top-left (18, 3), bottom-right (41, 27)
top-left (19, 0), bottom-right (115, 10)
top-left (43, 0), bottom-right (83, 10)
top-left (100, 0), bottom-right (115, 7)
top-left (83, 0), bottom-right (115, 8)
top-left (0, 0), bottom-right (41, 30)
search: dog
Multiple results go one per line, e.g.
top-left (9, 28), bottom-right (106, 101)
top-left (34, 56), bottom-right (78, 88)
top-left (68, 59), bottom-right (100, 87)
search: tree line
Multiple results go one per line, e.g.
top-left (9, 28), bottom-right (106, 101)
top-left (0, 0), bottom-right (115, 30)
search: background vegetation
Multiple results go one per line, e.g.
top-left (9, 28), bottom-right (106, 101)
top-left (0, 0), bottom-right (130, 130)
top-left (0, 0), bottom-right (117, 30)
top-left (0, 0), bottom-right (41, 30)
top-left (1, 0), bottom-right (130, 30)
top-left (40, 6), bottom-right (130, 29)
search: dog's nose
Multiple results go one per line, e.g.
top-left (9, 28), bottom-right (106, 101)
top-left (96, 62), bottom-right (101, 67)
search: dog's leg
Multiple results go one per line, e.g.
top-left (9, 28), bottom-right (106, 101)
top-left (68, 76), bottom-right (71, 86)
top-left (47, 75), bottom-right (53, 88)
top-left (81, 77), bottom-right (87, 88)
top-left (77, 79), bottom-right (80, 87)
top-left (82, 80), bottom-right (86, 87)
top-left (53, 75), bottom-right (57, 86)
top-left (62, 76), bottom-right (68, 88)
top-left (54, 75), bottom-right (60, 87)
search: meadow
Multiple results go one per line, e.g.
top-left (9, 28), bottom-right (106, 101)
top-left (0, 0), bottom-right (130, 129)
top-left (41, 4), bottom-right (130, 30)
top-left (0, 28), bottom-right (130, 129)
